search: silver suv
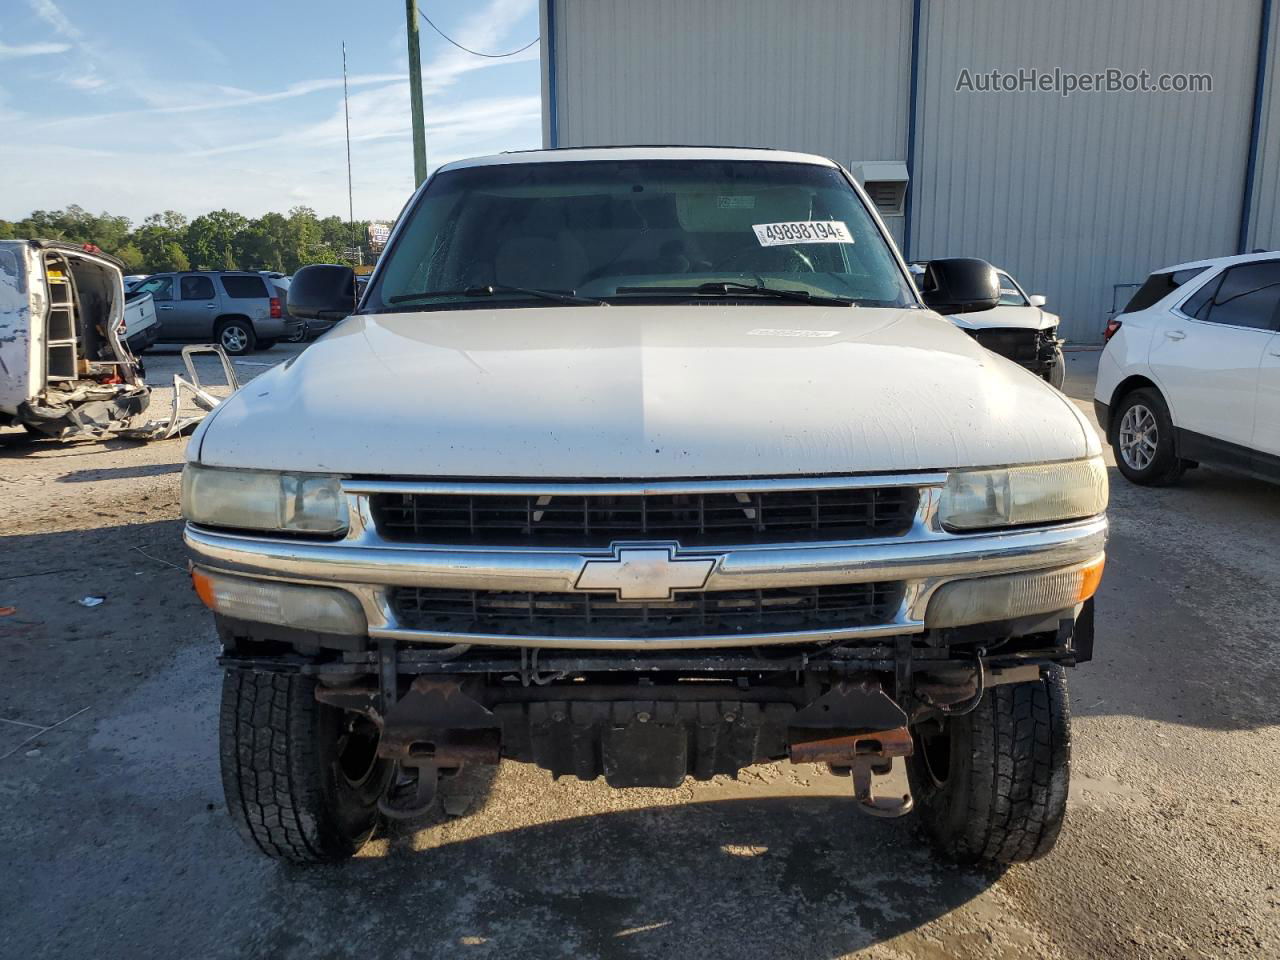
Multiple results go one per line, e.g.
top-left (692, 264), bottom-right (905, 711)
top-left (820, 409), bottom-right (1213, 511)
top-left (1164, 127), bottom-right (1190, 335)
top-left (131, 271), bottom-right (299, 354)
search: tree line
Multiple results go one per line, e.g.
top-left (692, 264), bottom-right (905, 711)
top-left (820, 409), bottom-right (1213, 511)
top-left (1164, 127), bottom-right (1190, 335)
top-left (0, 205), bottom-right (390, 275)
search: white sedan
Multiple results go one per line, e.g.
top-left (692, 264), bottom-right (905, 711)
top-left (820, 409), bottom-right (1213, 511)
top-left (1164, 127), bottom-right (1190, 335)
top-left (912, 264), bottom-right (1064, 387)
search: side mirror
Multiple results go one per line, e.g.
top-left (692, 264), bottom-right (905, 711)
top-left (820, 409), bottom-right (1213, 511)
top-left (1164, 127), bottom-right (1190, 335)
top-left (918, 258), bottom-right (1000, 315)
top-left (288, 264), bottom-right (356, 321)
top-left (1029, 294), bottom-right (1047, 308)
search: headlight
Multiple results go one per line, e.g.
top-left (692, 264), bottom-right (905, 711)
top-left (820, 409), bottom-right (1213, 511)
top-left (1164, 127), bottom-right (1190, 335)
top-left (939, 457), bottom-right (1108, 530)
top-left (181, 464), bottom-right (348, 535)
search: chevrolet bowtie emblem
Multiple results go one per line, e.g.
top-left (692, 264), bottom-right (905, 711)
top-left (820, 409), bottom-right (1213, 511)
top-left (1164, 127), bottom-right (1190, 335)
top-left (575, 545), bottom-right (717, 601)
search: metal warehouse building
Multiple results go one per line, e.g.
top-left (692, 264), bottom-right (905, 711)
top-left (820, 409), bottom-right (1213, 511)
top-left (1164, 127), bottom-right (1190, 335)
top-left (537, 0), bottom-right (1280, 343)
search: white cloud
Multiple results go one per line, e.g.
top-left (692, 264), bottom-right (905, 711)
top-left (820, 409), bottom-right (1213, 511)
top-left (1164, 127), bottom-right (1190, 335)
top-left (40, 73), bottom-right (411, 127)
top-left (26, 0), bottom-right (80, 41)
top-left (0, 40), bottom-right (70, 58)
top-left (56, 68), bottom-right (107, 91)
top-left (6, 0), bottom-right (544, 221)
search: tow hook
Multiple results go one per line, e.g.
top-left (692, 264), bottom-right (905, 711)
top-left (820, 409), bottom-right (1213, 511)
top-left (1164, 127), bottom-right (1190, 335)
top-left (380, 762), bottom-right (440, 821)
top-left (787, 680), bottom-right (915, 818)
top-left (789, 727), bottom-right (915, 817)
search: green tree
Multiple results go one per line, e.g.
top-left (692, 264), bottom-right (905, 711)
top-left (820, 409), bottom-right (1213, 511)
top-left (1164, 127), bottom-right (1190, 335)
top-left (114, 242), bottom-right (146, 272)
top-left (4, 205), bottom-right (395, 273)
top-left (14, 205), bottom-right (132, 251)
top-left (135, 211), bottom-right (189, 271)
top-left (157, 242), bottom-right (190, 272)
top-left (236, 212), bottom-right (290, 272)
top-left (185, 209), bottom-right (247, 270)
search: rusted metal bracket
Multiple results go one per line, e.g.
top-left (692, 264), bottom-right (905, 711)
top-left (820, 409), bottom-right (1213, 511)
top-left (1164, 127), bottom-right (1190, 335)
top-left (317, 677), bottom-right (502, 767)
top-left (316, 675), bottom-right (502, 820)
top-left (787, 680), bottom-right (915, 818)
top-left (792, 728), bottom-right (915, 817)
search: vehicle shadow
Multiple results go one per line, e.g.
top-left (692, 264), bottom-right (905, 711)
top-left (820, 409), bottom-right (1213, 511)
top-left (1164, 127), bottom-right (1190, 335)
top-left (0, 431), bottom-right (149, 455)
top-left (270, 795), bottom-right (998, 960)
top-left (54, 462), bottom-right (183, 482)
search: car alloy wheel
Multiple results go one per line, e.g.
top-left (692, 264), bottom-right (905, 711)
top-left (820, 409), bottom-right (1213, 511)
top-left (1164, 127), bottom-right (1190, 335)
top-left (221, 325), bottom-right (249, 353)
top-left (1118, 403), bottom-right (1158, 471)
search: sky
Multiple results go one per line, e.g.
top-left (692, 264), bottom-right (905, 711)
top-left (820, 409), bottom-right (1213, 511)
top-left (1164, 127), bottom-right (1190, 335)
top-left (0, 0), bottom-right (543, 223)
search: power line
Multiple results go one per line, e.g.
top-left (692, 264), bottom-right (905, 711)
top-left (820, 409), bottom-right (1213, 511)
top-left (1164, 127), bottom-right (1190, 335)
top-left (418, 10), bottom-right (538, 58)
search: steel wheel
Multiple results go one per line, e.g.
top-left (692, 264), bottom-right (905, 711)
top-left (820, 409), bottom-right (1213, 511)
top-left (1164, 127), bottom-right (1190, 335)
top-left (914, 718), bottom-right (952, 787)
top-left (220, 324), bottom-right (249, 354)
top-left (334, 714), bottom-right (382, 789)
top-left (1118, 403), bottom-right (1158, 471)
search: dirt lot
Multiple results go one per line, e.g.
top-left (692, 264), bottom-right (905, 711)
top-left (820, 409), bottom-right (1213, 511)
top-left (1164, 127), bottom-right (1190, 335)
top-left (1, 347), bottom-right (1277, 959)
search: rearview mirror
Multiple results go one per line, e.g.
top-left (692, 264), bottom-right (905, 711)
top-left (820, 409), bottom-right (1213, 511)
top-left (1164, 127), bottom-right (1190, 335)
top-left (918, 258), bottom-right (1000, 315)
top-left (288, 264), bottom-right (356, 321)
top-left (1029, 294), bottom-right (1047, 308)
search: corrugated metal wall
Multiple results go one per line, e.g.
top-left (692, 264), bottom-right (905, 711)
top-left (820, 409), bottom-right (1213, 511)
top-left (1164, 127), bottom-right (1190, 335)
top-left (1247, 1), bottom-right (1280, 251)
top-left (546, 0), bottom-right (913, 241)
top-left (549, 0), bottom-right (910, 156)
top-left (544, 0), bottom-right (1270, 343)
top-left (911, 0), bottom-right (1262, 342)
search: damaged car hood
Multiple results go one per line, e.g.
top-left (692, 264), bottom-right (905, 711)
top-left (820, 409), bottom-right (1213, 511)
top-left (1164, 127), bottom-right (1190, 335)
top-left (947, 304), bottom-right (1060, 332)
top-left (193, 305), bottom-right (1099, 477)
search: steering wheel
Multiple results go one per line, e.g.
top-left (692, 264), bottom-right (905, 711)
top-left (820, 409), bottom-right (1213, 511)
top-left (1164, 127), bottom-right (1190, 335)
top-left (721, 244), bottom-right (818, 274)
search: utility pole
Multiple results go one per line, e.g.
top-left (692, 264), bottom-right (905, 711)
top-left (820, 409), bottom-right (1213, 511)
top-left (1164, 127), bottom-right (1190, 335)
top-left (405, 0), bottom-right (428, 187)
top-left (342, 42), bottom-right (358, 265)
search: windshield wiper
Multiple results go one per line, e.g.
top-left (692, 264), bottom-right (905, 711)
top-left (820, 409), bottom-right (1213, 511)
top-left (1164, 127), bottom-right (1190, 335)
top-left (387, 284), bottom-right (607, 306)
top-left (613, 280), bottom-right (856, 306)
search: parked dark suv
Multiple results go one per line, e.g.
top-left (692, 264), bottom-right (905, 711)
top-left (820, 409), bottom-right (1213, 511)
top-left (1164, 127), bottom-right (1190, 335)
top-left (131, 271), bottom-right (300, 355)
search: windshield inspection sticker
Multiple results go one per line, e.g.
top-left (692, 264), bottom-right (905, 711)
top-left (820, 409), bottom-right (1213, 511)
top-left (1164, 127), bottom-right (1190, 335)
top-left (752, 220), bottom-right (853, 246)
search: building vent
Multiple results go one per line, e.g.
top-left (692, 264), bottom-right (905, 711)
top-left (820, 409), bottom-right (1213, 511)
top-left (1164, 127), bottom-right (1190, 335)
top-left (852, 161), bottom-right (909, 218)
top-left (865, 181), bottom-right (907, 217)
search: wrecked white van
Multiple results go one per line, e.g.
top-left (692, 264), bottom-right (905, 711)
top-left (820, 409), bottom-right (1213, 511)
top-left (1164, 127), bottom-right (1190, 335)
top-left (0, 240), bottom-right (150, 438)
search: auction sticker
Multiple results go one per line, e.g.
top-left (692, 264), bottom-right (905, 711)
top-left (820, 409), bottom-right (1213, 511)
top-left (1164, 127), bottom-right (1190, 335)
top-left (752, 220), bottom-right (853, 246)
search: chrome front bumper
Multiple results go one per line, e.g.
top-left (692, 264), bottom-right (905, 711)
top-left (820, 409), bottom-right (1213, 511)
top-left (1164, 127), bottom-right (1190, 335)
top-left (185, 473), bottom-right (1108, 650)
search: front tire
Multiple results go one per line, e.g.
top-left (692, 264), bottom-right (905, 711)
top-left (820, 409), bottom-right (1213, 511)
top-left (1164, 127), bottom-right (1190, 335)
top-left (215, 318), bottom-right (256, 356)
top-left (1045, 345), bottom-right (1066, 389)
top-left (908, 666), bottom-right (1071, 864)
top-left (220, 669), bottom-right (392, 863)
top-left (1112, 388), bottom-right (1184, 485)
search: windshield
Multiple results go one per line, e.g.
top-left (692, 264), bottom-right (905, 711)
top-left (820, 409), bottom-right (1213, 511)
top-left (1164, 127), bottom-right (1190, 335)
top-left (997, 272), bottom-right (1028, 306)
top-left (365, 160), bottom-right (917, 311)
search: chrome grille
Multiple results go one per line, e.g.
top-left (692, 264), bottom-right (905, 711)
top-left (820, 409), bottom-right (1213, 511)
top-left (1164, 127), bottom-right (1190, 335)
top-left (389, 582), bottom-right (904, 638)
top-left (370, 487), bottom-right (918, 546)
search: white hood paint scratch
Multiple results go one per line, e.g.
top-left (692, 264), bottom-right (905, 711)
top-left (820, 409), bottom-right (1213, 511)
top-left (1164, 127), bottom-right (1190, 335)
top-left (194, 305), bottom-right (1099, 477)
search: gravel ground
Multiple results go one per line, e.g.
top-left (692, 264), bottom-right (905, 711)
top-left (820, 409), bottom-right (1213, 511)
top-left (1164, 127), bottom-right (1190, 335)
top-left (1, 346), bottom-right (1277, 959)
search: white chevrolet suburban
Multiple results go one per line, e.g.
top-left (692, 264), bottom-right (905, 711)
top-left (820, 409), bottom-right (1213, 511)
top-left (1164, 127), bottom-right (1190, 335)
top-left (182, 147), bottom-right (1108, 865)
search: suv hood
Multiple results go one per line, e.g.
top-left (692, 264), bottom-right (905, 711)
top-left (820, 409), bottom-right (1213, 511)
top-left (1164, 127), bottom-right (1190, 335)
top-left (194, 305), bottom-right (1098, 476)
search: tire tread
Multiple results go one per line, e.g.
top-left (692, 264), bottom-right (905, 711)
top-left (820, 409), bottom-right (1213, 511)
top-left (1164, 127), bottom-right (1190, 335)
top-left (219, 669), bottom-right (370, 863)
top-left (913, 668), bottom-right (1071, 864)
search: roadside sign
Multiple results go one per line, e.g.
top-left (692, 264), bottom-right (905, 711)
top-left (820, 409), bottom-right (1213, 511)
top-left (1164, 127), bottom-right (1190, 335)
top-left (368, 223), bottom-right (391, 249)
